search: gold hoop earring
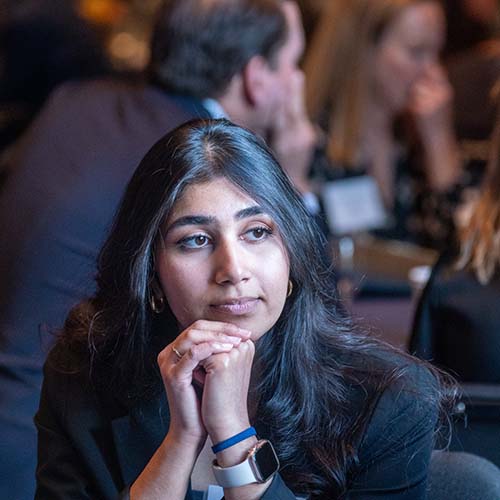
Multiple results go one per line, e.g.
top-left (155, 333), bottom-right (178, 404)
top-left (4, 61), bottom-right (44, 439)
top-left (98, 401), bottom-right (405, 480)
top-left (150, 293), bottom-right (165, 314)
top-left (149, 277), bottom-right (165, 314)
top-left (287, 280), bottom-right (293, 298)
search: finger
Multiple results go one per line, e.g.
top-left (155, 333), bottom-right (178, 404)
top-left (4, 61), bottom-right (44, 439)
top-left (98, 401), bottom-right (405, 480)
top-left (288, 70), bottom-right (306, 117)
top-left (235, 339), bottom-right (256, 362)
top-left (273, 97), bottom-right (288, 132)
top-left (278, 71), bottom-right (304, 125)
top-left (184, 320), bottom-right (252, 337)
top-left (413, 71), bottom-right (452, 100)
top-left (173, 320), bottom-right (251, 349)
top-left (176, 332), bottom-right (243, 352)
top-left (410, 91), bottom-right (446, 115)
top-left (162, 336), bottom-right (241, 369)
top-left (167, 341), bottom-right (235, 387)
top-left (173, 329), bottom-right (250, 360)
top-left (409, 83), bottom-right (446, 112)
top-left (202, 339), bottom-right (255, 371)
top-left (193, 366), bottom-right (206, 388)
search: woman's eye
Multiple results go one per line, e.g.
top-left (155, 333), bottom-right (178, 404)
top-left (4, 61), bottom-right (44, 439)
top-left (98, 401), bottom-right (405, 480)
top-left (178, 234), bottom-right (210, 249)
top-left (245, 226), bottom-right (272, 242)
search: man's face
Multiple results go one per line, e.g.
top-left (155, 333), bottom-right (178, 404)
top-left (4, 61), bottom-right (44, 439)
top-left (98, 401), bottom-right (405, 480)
top-left (258, 1), bottom-right (305, 130)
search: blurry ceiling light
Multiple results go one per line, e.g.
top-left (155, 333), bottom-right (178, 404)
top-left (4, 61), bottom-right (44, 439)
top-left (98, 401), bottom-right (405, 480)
top-left (78, 0), bottom-right (127, 25)
top-left (108, 31), bottom-right (149, 70)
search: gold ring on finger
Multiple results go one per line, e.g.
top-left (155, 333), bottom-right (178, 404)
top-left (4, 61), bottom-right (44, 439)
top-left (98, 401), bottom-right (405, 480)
top-left (172, 346), bottom-right (184, 361)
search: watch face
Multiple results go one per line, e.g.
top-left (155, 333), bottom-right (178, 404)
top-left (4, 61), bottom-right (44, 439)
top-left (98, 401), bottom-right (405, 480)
top-left (252, 441), bottom-right (280, 482)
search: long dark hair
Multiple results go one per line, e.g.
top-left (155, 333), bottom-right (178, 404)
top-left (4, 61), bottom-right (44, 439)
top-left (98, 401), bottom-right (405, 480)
top-left (59, 119), bottom-right (450, 497)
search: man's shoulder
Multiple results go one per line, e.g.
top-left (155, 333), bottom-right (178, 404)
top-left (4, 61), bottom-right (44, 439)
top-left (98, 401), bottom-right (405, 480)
top-left (42, 77), bottom-right (197, 124)
top-left (7, 78), bottom-right (204, 181)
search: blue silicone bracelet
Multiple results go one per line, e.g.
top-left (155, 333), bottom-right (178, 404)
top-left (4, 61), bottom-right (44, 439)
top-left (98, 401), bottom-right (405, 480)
top-left (211, 426), bottom-right (257, 454)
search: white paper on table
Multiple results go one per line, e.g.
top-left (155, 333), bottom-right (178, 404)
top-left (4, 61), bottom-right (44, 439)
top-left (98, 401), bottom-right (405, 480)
top-left (322, 175), bottom-right (388, 235)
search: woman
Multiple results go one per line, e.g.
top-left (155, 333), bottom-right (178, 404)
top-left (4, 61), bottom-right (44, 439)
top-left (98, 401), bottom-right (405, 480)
top-left (36, 119), bottom-right (450, 499)
top-left (304, 0), bottom-right (462, 248)
top-left (411, 118), bottom-right (500, 383)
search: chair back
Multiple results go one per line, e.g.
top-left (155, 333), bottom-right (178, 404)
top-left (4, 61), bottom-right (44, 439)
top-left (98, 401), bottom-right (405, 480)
top-left (447, 383), bottom-right (500, 468)
top-left (428, 451), bottom-right (500, 500)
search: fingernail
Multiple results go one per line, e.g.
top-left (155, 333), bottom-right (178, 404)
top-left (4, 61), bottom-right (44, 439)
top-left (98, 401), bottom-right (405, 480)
top-left (213, 342), bottom-right (233, 350)
top-left (221, 335), bottom-right (240, 343)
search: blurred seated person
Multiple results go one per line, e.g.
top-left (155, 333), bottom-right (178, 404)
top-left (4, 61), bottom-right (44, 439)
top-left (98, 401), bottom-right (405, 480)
top-left (36, 119), bottom-right (450, 499)
top-left (410, 118), bottom-right (500, 383)
top-left (442, 0), bottom-right (500, 182)
top-left (303, 0), bottom-right (463, 250)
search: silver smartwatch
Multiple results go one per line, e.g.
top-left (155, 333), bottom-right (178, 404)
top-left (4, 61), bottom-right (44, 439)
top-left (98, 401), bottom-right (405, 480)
top-left (212, 439), bottom-right (280, 488)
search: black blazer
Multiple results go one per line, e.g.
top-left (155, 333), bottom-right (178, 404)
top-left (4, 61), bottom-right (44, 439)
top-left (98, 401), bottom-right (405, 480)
top-left (35, 346), bottom-right (439, 499)
top-left (410, 257), bottom-right (500, 383)
top-left (35, 351), bottom-right (296, 500)
top-left (0, 79), bottom-right (209, 499)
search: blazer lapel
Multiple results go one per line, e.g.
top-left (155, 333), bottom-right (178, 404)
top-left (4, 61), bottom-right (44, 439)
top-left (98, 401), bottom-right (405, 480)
top-left (169, 94), bottom-right (212, 120)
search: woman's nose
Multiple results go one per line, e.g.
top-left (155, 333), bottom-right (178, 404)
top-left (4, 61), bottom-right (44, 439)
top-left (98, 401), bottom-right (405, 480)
top-left (214, 240), bottom-right (250, 285)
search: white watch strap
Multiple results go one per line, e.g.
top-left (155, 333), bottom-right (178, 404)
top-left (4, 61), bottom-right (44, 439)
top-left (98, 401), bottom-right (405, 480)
top-left (212, 457), bottom-right (257, 488)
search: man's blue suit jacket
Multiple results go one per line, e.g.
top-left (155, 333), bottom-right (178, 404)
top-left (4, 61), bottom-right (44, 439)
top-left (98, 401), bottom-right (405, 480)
top-left (0, 78), bottom-right (209, 499)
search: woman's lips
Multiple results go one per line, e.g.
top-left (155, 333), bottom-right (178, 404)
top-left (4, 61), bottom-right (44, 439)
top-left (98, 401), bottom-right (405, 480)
top-left (210, 298), bottom-right (260, 315)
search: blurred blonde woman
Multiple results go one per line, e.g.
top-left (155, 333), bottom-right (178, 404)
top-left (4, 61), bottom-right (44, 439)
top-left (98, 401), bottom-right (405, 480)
top-left (304, 0), bottom-right (462, 248)
top-left (411, 118), bottom-right (500, 382)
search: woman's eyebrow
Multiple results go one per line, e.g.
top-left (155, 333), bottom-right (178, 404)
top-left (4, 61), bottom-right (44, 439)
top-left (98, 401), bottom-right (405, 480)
top-left (235, 205), bottom-right (266, 220)
top-left (165, 215), bottom-right (215, 233)
top-left (165, 206), bottom-right (267, 233)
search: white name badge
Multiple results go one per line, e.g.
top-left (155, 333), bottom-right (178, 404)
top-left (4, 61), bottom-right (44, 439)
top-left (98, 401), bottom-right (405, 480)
top-left (322, 175), bottom-right (388, 235)
top-left (204, 484), bottom-right (224, 500)
top-left (203, 483), bottom-right (307, 499)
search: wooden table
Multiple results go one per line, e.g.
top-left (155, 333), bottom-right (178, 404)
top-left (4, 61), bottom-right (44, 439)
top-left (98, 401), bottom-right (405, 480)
top-left (332, 235), bottom-right (438, 349)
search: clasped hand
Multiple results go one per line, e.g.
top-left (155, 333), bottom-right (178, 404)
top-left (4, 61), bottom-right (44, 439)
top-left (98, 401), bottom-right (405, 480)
top-left (157, 320), bottom-right (255, 450)
top-left (269, 70), bottom-right (318, 194)
top-left (408, 63), bottom-right (454, 140)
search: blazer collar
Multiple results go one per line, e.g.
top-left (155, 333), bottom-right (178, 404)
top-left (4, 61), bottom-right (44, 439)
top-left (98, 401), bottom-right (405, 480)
top-left (167, 93), bottom-right (212, 120)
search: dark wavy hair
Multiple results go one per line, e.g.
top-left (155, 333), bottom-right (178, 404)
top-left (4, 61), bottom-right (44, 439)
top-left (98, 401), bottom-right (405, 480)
top-left (59, 119), bottom-right (451, 497)
top-left (148, 0), bottom-right (287, 98)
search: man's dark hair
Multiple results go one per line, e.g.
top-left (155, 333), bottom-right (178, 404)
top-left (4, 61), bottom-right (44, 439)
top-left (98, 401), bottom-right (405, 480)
top-left (148, 0), bottom-right (288, 98)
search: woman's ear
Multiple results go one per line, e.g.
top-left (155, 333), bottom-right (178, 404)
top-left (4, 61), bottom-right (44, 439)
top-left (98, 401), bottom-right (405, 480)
top-left (242, 54), bottom-right (273, 107)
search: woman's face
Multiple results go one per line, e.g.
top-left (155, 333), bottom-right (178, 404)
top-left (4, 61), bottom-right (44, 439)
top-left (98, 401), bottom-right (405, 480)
top-left (371, 1), bottom-right (445, 114)
top-left (156, 177), bottom-right (290, 341)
